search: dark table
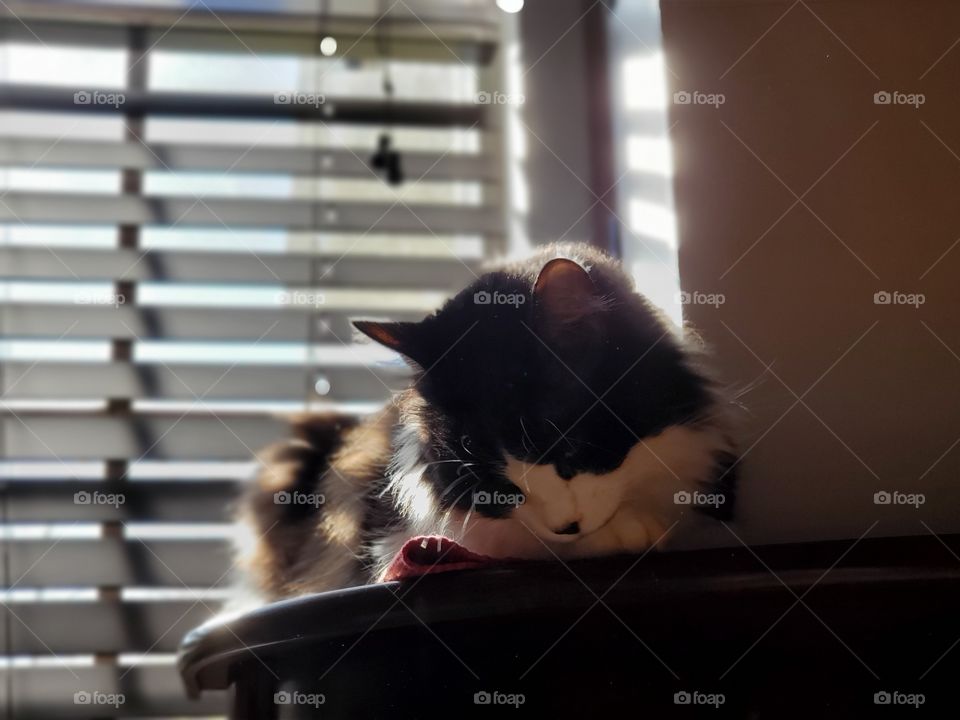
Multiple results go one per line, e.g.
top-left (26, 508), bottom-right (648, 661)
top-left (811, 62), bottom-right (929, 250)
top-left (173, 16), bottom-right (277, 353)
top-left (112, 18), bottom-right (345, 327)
top-left (180, 533), bottom-right (960, 717)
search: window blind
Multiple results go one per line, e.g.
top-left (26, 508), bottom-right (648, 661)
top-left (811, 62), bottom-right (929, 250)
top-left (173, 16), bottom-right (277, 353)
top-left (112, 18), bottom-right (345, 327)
top-left (0, 1), bottom-right (508, 716)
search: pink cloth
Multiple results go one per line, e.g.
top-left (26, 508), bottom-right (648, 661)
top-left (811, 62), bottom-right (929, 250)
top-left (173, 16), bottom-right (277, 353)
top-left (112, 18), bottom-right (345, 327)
top-left (383, 535), bottom-right (502, 581)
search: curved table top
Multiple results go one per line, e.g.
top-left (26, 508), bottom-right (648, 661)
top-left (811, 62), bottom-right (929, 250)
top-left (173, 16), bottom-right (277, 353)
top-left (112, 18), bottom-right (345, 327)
top-left (179, 532), bottom-right (960, 698)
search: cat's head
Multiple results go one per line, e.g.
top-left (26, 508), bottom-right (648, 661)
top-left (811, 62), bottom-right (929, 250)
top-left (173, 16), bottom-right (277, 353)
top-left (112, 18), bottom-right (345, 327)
top-left (355, 245), bottom-right (716, 544)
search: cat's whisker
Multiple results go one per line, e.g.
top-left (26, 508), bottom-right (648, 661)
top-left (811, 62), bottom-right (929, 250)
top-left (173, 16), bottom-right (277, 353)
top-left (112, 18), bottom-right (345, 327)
top-left (519, 416), bottom-right (536, 454)
top-left (440, 462), bottom-right (486, 506)
top-left (455, 464), bottom-right (479, 481)
top-left (440, 475), bottom-right (470, 499)
top-left (422, 459), bottom-right (467, 467)
top-left (440, 483), bottom-right (480, 539)
top-left (731, 368), bottom-right (770, 400)
top-left (515, 464), bottom-right (534, 493)
top-left (459, 502), bottom-right (475, 538)
top-left (445, 475), bottom-right (480, 513)
top-left (545, 418), bottom-right (574, 449)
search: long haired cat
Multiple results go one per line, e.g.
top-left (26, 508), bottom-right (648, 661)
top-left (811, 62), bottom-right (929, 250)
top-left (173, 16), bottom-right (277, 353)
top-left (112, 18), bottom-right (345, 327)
top-left (238, 243), bottom-right (738, 599)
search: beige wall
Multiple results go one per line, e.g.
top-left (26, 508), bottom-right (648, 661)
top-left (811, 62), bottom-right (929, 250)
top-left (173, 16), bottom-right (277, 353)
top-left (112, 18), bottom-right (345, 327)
top-left (661, 0), bottom-right (960, 545)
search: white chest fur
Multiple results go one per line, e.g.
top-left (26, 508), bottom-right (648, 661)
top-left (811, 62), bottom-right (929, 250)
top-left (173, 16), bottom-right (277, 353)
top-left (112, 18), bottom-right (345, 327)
top-left (458, 423), bottom-right (728, 559)
top-left (380, 422), bottom-right (730, 574)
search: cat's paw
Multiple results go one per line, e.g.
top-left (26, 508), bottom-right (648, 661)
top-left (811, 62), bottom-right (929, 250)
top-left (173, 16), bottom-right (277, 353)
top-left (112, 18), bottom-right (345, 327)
top-left (563, 510), bottom-right (666, 558)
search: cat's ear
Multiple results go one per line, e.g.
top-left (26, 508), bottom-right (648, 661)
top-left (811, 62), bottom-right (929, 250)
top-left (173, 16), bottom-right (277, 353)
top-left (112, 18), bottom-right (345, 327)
top-left (353, 320), bottom-right (431, 367)
top-left (533, 258), bottom-right (601, 338)
top-left (353, 320), bottom-right (416, 353)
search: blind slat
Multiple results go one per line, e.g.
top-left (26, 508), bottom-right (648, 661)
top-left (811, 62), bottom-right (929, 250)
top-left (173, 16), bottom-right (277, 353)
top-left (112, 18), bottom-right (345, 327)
top-left (3, 305), bottom-right (422, 340)
top-left (2, 416), bottom-right (290, 460)
top-left (0, 22), bottom-right (495, 64)
top-left (0, 192), bottom-right (502, 233)
top-left (6, 538), bottom-right (230, 587)
top-left (0, 138), bottom-right (498, 180)
top-left (7, 664), bottom-right (226, 717)
top-left (3, 479), bottom-right (239, 522)
top-left (0, 85), bottom-right (486, 127)
top-left (5, 601), bottom-right (219, 654)
top-left (0, 0), bottom-right (501, 52)
top-left (2, 363), bottom-right (407, 401)
top-left (0, 246), bottom-right (480, 287)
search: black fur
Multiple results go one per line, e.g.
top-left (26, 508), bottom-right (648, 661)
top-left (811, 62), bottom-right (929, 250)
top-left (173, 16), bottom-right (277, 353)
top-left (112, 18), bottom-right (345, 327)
top-left (360, 245), bottom-right (722, 520)
top-left (242, 244), bottom-right (740, 597)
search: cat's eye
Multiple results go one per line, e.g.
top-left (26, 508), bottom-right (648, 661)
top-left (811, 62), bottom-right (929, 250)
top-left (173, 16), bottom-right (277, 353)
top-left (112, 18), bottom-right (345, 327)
top-left (460, 434), bottom-right (474, 455)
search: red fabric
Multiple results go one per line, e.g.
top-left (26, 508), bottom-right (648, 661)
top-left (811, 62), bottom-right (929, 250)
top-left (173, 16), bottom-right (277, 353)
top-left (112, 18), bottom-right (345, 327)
top-left (382, 535), bottom-right (501, 581)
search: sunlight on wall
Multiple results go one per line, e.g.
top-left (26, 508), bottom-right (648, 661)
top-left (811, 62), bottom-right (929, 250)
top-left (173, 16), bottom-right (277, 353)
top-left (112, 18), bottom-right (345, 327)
top-left (628, 197), bottom-right (677, 247)
top-left (627, 136), bottom-right (673, 176)
top-left (502, 13), bottom-right (531, 257)
top-left (623, 51), bottom-right (669, 111)
top-left (608, 3), bottom-right (682, 325)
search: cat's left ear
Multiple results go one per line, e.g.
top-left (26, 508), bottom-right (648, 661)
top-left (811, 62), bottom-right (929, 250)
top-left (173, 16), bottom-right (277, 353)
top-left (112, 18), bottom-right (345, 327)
top-left (533, 258), bottom-right (602, 340)
top-left (353, 320), bottom-right (426, 365)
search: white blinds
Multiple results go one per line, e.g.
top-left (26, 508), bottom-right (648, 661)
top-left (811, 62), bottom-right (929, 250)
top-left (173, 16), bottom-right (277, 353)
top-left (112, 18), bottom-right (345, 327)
top-left (0, 1), bottom-right (508, 716)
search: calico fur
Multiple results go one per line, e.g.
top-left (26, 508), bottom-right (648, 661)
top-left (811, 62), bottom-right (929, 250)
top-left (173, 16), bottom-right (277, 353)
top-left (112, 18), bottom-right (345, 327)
top-left (237, 243), bottom-right (739, 599)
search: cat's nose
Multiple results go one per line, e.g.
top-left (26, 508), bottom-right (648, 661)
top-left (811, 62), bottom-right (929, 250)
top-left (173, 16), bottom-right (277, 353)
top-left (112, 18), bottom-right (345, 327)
top-left (554, 521), bottom-right (580, 535)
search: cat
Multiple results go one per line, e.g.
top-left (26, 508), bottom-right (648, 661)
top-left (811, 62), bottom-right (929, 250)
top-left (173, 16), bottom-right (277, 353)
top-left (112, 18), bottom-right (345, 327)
top-left (237, 243), bottom-right (739, 599)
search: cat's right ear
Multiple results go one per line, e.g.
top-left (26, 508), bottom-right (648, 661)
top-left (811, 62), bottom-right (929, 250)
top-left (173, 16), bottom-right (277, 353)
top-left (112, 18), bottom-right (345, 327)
top-left (533, 257), bottom-right (597, 326)
top-left (353, 320), bottom-right (423, 362)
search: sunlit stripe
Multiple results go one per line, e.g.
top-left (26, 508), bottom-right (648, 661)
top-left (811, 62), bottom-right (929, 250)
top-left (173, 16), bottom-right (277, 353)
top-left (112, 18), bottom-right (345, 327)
top-left (626, 136), bottom-right (673, 176)
top-left (0, 43), bottom-right (127, 88)
top-left (0, 400), bottom-right (108, 412)
top-left (122, 587), bottom-right (234, 601)
top-left (145, 117), bottom-right (482, 153)
top-left (0, 224), bottom-right (117, 248)
top-left (0, 524), bottom-right (102, 540)
top-left (628, 198), bottom-right (677, 247)
top-left (0, 588), bottom-right (99, 603)
top-left (0, 655), bottom-right (96, 668)
top-left (623, 51), bottom-right (668, 110)
top-left (0, 340), bottom-right (111, 362)
top-left (0, 168), bottom-right (120, 194)
top-left (127, 460), bottom-right (255, 479)
top-left (123, 523), bottom-right (238, 540)
top-left (0, 462), bottom-right (106, 479)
